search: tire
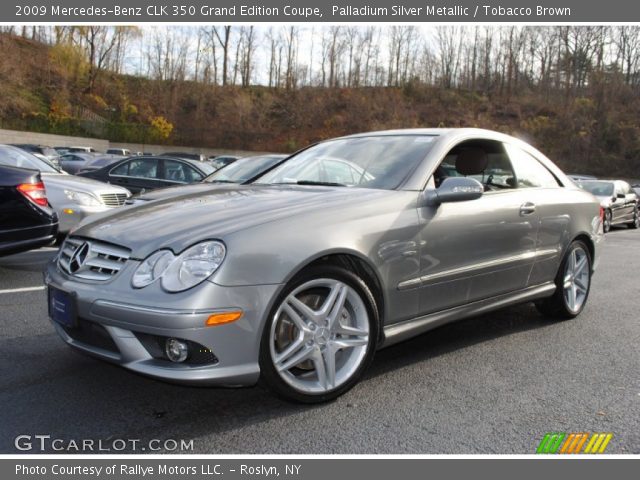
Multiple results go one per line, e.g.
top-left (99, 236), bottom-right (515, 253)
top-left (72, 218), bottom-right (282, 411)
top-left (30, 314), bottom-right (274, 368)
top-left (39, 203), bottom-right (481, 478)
top-left (603, 209), bottom-right (612, 233)
top-left (627, 207), bottom-right (639, 229)
top-left (259, 265), bottom-right (379, 403)
top-left (535, 240), bottom-right (592, 320)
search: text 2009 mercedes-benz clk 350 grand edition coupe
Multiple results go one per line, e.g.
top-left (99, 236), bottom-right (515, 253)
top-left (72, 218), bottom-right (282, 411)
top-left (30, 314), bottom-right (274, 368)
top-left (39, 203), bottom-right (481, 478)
top-left (45, 129), bottom-right (603, 402)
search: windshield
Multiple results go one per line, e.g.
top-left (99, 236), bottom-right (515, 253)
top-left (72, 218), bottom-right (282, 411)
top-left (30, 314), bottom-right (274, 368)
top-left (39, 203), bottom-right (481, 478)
top-left (209, 157), bottom-right (237, 170)
top-left (197, 162), bottom-right (215, 175)
top-left (41, 147), bottom-right (58, 158)
top-left (579, 181), bottom-right (614, 197)
top-left (0, 145), bottom-right (59, 173)
top-left (205, 155), bottom-right (284, 183)
top-left (255, 135), bottom-right (435, 190)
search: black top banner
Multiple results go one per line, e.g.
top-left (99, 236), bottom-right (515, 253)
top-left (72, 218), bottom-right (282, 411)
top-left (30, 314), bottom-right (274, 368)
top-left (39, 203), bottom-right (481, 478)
top-left (4, 0), bottom-right (640, 22)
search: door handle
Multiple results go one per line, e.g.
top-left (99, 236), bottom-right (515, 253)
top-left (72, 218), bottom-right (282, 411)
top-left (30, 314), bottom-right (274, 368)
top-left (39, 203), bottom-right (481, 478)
top-left (520, 202), bottom-right (536, 216)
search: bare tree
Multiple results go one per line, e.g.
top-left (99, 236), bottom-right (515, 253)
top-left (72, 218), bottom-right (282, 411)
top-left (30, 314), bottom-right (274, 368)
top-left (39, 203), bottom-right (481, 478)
top-left (213, 26), bottom-right (232, 85)
top-left (80, 26), bottom-right (127, 93)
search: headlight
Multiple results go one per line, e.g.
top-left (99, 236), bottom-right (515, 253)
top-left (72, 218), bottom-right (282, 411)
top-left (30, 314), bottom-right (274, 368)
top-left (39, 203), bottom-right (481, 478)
top-left (131, 241), bottom-right (226, 292)
top-left (131, 250), bottom-right (174, 288)
top-left (64, 190), bottom-right (102, 206)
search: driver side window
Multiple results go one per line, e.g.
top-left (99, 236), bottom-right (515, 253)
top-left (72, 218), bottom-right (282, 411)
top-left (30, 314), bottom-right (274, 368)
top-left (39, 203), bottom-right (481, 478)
top-left (433, 140), bottom-right (516, 191)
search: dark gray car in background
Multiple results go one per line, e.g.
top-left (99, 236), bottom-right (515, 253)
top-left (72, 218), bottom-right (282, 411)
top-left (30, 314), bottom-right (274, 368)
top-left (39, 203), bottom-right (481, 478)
top-left (44, 129), bottom-right (603, 402)
top-left (126, 154), bottom-right (289, 205)
top-left (78, 156), bottom-right (215, 193)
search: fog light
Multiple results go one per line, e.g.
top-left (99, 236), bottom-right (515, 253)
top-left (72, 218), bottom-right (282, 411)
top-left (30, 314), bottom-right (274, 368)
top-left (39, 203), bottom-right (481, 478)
top-left (165, 338), bottom-right (189, 363)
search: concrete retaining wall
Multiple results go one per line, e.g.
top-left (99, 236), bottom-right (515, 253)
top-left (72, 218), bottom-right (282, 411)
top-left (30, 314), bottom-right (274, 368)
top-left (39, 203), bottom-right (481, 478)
top-left (0, 129), bottom-right (109, 152)
top-left (0, 128), bottom-right (275, 158)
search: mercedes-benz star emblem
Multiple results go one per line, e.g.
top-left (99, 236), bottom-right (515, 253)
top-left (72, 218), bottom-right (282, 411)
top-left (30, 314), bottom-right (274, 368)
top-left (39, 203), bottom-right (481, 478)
top-left (69, 242), bottom-right (90, 273)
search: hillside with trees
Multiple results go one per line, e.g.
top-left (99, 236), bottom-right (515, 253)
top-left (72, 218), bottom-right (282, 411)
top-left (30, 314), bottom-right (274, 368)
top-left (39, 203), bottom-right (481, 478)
top-left (0, 26), bottom-right (639, 177)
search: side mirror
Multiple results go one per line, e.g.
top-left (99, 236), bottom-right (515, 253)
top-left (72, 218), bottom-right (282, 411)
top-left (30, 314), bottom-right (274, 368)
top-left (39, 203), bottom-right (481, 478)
top-left (421, 177), bottom-right (484, 207)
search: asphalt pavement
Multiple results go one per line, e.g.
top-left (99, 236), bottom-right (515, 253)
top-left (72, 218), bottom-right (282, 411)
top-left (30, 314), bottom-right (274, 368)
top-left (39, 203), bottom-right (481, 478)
top-left (1, 230), bottom-right (638, 454)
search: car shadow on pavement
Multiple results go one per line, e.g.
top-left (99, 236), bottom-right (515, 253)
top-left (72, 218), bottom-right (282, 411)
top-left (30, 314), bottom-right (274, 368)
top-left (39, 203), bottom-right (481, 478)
top-left (366, 302), bottom-right (554, 380)
top-left (0, 299), bottom-right (559, 454)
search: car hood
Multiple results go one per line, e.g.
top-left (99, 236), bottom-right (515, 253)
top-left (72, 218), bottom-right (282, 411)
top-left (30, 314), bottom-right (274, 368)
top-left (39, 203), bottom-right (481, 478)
top-left (74, 185), bottom-right (396, 259)
top-left (132, 182), bottom-right (224, 202)
top-left (42, 173), bottom-right (130, 195)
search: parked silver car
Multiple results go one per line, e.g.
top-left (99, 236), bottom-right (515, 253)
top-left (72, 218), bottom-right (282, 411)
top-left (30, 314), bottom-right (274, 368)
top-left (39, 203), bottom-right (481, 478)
top-left (0, 145), bottom-right (131, 234)
top-left (577, 179), bottom-right (639, 232)
top-left (59, 153), bottom-right (123, 175)
top-left (44, 129), bottom-right (603, 402)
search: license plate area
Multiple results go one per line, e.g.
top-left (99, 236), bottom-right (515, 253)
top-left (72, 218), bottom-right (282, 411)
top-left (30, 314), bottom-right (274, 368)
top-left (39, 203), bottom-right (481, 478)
top-left (48, 286), bottom-right (77, 328)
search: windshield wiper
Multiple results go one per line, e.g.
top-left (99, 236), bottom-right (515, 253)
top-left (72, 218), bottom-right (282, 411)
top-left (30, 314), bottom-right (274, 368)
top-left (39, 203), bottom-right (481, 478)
top-left (291, 180), bottom-right (347, 187)
top-left (206, 179), bottom-right (237, 184)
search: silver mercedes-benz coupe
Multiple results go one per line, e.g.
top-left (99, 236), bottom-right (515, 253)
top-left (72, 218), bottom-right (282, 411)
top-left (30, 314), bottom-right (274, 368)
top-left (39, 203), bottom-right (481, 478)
top-left (45, 129), bottom-right (604, 402)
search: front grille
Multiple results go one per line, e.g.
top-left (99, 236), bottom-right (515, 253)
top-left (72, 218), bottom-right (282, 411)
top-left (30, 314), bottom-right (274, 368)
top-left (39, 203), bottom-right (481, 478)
top-left (62, 319), bottom-right (119, 354)
top-left (100, 193), bottom-right (128, 207)
top-left (58, 236), bottom-right (130, 281)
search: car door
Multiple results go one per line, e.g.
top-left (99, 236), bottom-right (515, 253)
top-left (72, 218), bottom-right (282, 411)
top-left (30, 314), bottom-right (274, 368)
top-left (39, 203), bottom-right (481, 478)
top-left (503, 143), bottom-right (569, 287)
top-left (416, 140), bottom-right (539, 315)
top-left (108, 158), bottom-right (161, 193)
top-left (609, 182), bottom-right (631, 224)
top-left (620, 182), bottom-right (637, 222)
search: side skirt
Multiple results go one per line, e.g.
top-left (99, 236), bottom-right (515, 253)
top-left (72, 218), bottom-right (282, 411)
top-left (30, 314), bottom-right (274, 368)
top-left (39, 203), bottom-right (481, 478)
top-left (380, 282), bottom-right (556, 348)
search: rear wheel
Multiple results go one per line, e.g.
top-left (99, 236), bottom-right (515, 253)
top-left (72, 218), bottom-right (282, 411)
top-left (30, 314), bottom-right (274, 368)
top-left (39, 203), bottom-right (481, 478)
top-left (259, 266), bottom-right (378, 403)
top-left (603, 209), bottom-right (612, 233)
top-left (627, 207), bottom-right (639, 229)
top-left (535, 240), bottom-right (592, 319)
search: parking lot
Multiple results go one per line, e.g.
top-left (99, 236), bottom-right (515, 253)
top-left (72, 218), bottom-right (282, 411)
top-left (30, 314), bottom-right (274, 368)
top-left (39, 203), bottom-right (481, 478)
top-left (0, 229), bottom-right (638, 454)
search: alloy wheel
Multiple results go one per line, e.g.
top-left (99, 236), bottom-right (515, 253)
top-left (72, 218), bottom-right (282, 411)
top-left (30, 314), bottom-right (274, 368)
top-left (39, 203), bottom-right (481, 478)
top-left (563, 246), bottom-right (590, 314)
top-left (269, 278), bottom-right (370, 394)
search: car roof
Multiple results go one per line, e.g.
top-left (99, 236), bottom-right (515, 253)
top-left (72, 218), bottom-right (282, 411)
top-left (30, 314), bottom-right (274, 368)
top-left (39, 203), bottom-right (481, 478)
top-left (338, 127), bottom-right (521, 141)
top-left (110, 155), bottom-right (208, 170)
top-left (11, 143), bottom-right (46, 148)
top-left (335, 128), bottom-right (544, 154)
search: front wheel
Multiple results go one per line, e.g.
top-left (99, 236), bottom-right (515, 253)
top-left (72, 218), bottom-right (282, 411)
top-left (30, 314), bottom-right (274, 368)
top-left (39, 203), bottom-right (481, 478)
top-left (535, 240), bottom-right (592, 319)
top-left (259, 266), bottom-right (378, 403)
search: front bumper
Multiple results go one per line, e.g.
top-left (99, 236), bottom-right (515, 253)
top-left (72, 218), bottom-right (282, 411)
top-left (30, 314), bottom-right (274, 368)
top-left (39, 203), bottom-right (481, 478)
top-left (44, 259), bottom-right (282, 386)
top-left (56, 204), bottom-right (118, 234)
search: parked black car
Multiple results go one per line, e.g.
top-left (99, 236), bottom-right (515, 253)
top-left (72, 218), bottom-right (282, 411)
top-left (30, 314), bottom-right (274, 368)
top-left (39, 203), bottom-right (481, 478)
top-left (163, 152), bottom-right (207, 162)
top-left (0, 165), bottom-right (58, 256)
top-left (126, 154), bottom-right (289, 204)
top-left (78, 156), bottom-right (215, 193)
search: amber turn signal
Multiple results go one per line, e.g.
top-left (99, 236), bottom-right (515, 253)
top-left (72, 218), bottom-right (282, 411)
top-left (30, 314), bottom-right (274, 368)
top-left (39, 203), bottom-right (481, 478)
top-left (205, 310), bottom-right (243, 327)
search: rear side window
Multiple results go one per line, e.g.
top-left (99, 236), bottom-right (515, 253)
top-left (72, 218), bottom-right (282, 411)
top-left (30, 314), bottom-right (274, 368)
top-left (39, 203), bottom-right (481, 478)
top-left (111, 162), bottom-right (129, 176)
top-left (505, 144), bottom-right (559, 188)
